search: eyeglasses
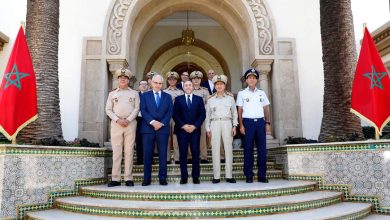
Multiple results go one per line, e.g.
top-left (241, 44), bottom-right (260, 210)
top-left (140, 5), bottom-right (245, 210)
top-left (152, 81), bottom-right (163, 85)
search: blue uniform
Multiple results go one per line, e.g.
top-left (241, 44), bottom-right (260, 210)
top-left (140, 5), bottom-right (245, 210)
top-left (173, 94), bottom-right (206, 180)
top-left (140, 90), bottom-right (173, 182)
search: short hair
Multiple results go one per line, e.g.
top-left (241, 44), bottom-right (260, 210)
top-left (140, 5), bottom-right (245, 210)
top-left (184, 81), bottom-right (193, 86)
top-left (152, 74), bottom-right (164, 82)
top-left (139, 80), bottom-right (147, 85)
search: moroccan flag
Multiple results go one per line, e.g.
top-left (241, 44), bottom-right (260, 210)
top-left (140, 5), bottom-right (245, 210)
top-left (0, 27), bottom-right (37, 141)
top-left (351, 27), bottom-right (390, 135)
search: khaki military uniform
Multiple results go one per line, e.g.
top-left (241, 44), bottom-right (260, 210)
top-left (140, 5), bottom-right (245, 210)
top-left (163, 86), bottom-right (184, 162)
top-left (205, 92), bottom-right (238, 179)
top-left (193, 86), bottom-right (211, 160)
top-left (106, 87), bottom-right (140, 181)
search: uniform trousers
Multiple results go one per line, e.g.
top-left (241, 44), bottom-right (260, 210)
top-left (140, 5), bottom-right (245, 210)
top-left (167, 119), bottom-right (180, 161)
top-left (242, 118), bottom-right (267, 179)
top-left (110, 120), bottom-right (137, 181)
top-left (210, 120), bottom-right (233, 179)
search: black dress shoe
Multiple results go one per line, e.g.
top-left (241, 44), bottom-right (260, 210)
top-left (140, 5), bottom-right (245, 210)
top-left (258, 177), bottom-right (269, 183)
top-left (107, 181), bottom-right (121, 187)
top-left (187, 159), bottom-right (193, 163)
top-left (246, 177), bottom-right (253, 183)
top-left (142, 181), bottom-right (151, 186)
top-left (212, 178), bottom-right (220, 184)
top-left (125, 180), bottom-right (134, 187)
top-left (200, 159), bottom-right (209, 164)
top-left (180, 178), bottom-right (188, 184)
top-left (226, 178), bottom-right (236, 183)
top-left (135, 161), bottom-right (143, 165)
top-left (175, 161), bottom-right (180, 164)
top-left (159, 179), bottom-right (168, 185)
top-left (193, 178), bottom-right (200, 184)
top-left (220, 159), bottom-right (225, 163)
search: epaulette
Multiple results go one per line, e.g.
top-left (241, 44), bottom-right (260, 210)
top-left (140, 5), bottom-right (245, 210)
top-left (225, 91), bottom-right (234, 97)
top-left (201, 86), bottom-right (208, 90)
top-left (207, 93), bottom-right (217, 100)
top-left (111, 88), bottom-right (118, 92)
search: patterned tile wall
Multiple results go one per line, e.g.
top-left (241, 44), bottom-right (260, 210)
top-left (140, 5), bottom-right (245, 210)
top-left (0, 146), bottom-right (107, 219)
top-left (288, 149), bottom-right (390, 207)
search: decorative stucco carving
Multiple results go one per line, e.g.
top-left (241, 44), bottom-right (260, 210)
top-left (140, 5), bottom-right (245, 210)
top-left (107, 0), bottom-right (132, 55)
top-left (247, 0), bottom-right (274, 55)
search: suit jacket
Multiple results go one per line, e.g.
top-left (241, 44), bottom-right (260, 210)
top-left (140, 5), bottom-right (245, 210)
top-left (176, 82), bottom-right (184, 91)
top-left (173, 94), bottom-right (206, 134)
top-left (201, 80), bottom-right (216, 95)
top-left (140, 90), bottom-right (173, 134)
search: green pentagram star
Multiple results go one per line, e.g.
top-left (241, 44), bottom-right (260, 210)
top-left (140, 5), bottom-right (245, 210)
top-left (363, 65), bottom-right (388, 90)
top-left (3, 64), bottom-right (29, 90)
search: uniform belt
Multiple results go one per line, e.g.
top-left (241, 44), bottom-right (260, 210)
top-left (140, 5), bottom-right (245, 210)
top-left (211, 117), bottom-right (231, 121)
top-left (243, 118), bottom-right (263, 122)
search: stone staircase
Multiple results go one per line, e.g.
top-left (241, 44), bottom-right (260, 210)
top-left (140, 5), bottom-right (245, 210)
top-left (25, 149), bottom-right (385, 219)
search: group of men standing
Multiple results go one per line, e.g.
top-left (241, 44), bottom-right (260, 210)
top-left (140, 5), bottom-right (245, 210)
top-left (105, 67), bottom-right (271, 187)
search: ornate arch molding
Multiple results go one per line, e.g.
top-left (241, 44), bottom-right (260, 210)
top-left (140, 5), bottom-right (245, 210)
top-left (143, 38), bottom-right (230, 77)
top-left (246, 0), bottom-right (274, 55)
top-left (104, 0), bottom-right (275, 58)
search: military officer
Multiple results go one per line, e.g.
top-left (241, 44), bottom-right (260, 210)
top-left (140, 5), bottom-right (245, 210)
top-left (205, 74), bottom-right (238, 184)
top-left (106, 68), bottom-right (140, 187)
top-left (146, 71), bottom-right (158, 89)
top-left (163, 71), bottom-right (184, 164)
top-left (236, 68), bottom-right (271, 183)
top-left (191, 71), bottom-right (210, 163)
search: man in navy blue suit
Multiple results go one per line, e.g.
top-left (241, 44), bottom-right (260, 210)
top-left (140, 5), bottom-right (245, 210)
top-left (173, 81), bottom-right (206, 184)
top-left (176, 71), bottom-right (189, 90)
top-left (140, 74), bottom-right (173, 186)
top-left (201, 69), bottom-right (217, 95)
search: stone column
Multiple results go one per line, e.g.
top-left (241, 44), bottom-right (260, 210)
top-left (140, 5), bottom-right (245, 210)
top-left (251, 59), bottom-right (274, 139)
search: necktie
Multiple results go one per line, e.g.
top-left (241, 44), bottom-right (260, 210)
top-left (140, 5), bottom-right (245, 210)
top-left (155, 92), bottom-right (160, 107)
top-left (187, 95), bottom-right (192, 109)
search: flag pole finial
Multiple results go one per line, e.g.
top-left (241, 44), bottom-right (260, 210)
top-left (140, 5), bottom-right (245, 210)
top-left (20, 21), bottom-right (26, 32)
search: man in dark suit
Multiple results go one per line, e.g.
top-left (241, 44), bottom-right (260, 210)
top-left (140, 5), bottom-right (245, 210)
top-left (140, 74), bottom-right (173, 186)
top-left (135, 80), bottom-right (149, 165)
top-left (176, 71), bottom-right (189, 90)
top-left (201, 69), bottom-right (217, 95)
top-left (173, 81), bottom-right (206, 184)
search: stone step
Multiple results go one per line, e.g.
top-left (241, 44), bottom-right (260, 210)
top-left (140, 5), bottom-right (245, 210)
top-left (143, 155), bottom-right (270, 164)
top-left (363, 214), bottom-right (390, 219)
top-left (27, 202), bottom-right (372, 220)
top-left (108, 170), bottom-right (283, 183)
top-left (81, 179), bottom-right (316, 201)
top-left (112, 162), bottom-right (276, 173)
top-left (52, 191), bottom-right (342, 218)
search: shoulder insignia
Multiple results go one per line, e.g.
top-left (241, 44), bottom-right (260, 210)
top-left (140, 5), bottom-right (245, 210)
top-left (111, 88), bottom-right (118, 92)
top-left (225, 91), bottom-right (234, 97)
top-left (207, 93), bottom-right (217, 100)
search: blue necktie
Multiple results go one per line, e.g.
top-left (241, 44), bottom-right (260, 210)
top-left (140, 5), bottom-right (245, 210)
top-left (155, 92), bottom-right (160, 107)
top-left (187, 95), bottom-right (192, 109)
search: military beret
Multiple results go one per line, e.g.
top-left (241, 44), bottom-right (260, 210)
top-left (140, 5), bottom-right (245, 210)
top-left (244, 68), bottom-right (259, 79)
top-left (212, 74), bottom-right (228, 84)
top-left (190, 71), bottom-right (203, 79)
top-left (166, 71), bottom-right (179, 80)
top-left (146, 71), bottom-right (158, 79)
top-left (115, 68), bottom-right (133, 78)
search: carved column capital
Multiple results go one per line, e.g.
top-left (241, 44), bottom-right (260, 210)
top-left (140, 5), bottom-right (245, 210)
top-left (0, 31), bottom-right (9, 51)
top-left (107, 59), bottom-right (129, 75)
top-left (251, 59), bottom-right (273, 75)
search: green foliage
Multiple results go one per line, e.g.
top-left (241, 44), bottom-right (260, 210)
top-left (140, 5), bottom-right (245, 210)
top-left (362, 126), bottom-right (375, 139)
top-left (284, 136), bottom-right (318, 145)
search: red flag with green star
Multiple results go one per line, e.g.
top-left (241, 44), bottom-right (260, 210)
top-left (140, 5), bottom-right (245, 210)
top-left (351, 27), bottom-right (390, 135)
top-left (0, 27), bottom-right (37, 141)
